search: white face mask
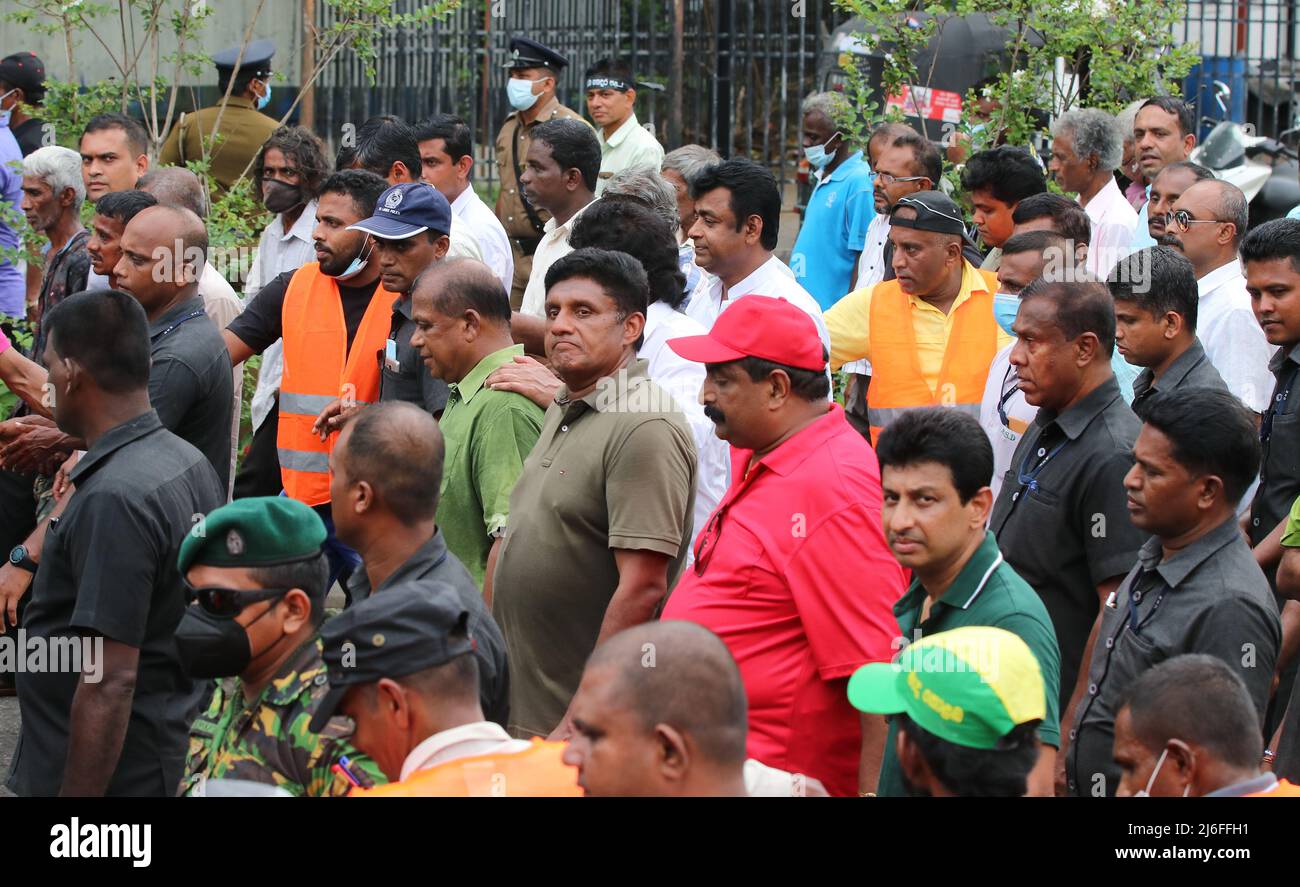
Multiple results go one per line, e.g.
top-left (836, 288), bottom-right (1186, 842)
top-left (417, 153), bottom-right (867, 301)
top-left (1134, 747), bottom-right (1190, 797)
top-left (0, 89), bottom-right (16, 127)
top-left (507, 77), bottom-right (543, 112)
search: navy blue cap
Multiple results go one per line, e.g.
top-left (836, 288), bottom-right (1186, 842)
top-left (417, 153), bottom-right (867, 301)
top-left (348, 183), bottom-right (452, 240)
top-left (309, 580), bottom-right (475, 733)
top-left (212, 38), bottom-right (276, 73)
top-left (503, 36), bottom-right (568, 71)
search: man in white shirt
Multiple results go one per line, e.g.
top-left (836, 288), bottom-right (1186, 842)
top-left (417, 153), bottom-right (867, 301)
top-left (684, 157), bottom-right (828, 351)
top-left (1129, 97), bottom-right (1198, 251)
top-left (1165, 178), bottom-right (1272, 413)
top-left (513, 118), bottom-right (601, 353)
top-left (584, 57), bottom-right (664, 197)
top-left (415, 114), bottom-right (514, 290)
top-left (1049, 108), bottom-right (1138, 278)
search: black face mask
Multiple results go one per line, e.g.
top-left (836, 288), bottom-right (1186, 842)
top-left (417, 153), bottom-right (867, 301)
top-left (174, 601), bottom-right (279, 679)
top-left (262, 178), bottom-right (305, 215)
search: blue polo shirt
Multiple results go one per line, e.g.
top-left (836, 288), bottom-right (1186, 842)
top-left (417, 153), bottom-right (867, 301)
top-left (791, 151), bottom-right (875, 310)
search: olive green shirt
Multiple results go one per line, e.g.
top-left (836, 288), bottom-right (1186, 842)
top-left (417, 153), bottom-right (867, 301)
top-left (159, 95), bottom-right (278, 192)
top-left (492, 357), bottom-right (697, 737)
top-left (877, 531), bottom-right (1062, 797)
top-left (437, 343), bottom-right (544, 587)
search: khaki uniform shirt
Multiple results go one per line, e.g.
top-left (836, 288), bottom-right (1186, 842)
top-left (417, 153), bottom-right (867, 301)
top-left (159, 96), bottom-right (278, 192)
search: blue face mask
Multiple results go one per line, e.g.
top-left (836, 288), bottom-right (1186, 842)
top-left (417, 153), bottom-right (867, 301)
top-left (993, 291), bottom-right (1020, 336)
top-left (257, 82), bottom-right (272, 111)
top-left (804, 132), bottom-right (841, 171)
top-left (331, 238), bottom-right (373, 282)
top-left (507, 78), bottom-right (541, 112)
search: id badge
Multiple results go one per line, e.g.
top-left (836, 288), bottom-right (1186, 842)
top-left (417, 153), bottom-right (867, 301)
top-left (384, 338), bottom-right (400, 372)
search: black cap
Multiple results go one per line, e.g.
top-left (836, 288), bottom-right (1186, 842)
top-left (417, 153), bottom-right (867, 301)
top-left (503, 36), bottom-right (568, 71)
top-left (0, 53), bottom-right (45, 96)
top-left (212, 38), bottom-right (276, 74)
top-left (890, 191), bottom-right (968, 237)
top-left (309, 580), bottom-right (474, 733)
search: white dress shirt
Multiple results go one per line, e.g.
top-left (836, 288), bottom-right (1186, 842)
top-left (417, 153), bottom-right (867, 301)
top-left (978, 343), bottom-right (1037, 502)
top-left (520, 199), bottom-right (595, 318)
top-left (1197, 259), bottom-right (1274, 412)
top-left (244, 202), bottom-right (319, 432)
top-left (399, 721), bottom-right (533, 782)
top-left (639, 300), bottom-right (730, 554)
top-left (1082, 177), bottom-right (1138, 278)
top-left (845, 212), bottom-right (893, 376)
top-left (595, 112), bottom-right (665, 197)
top-left (684, 254), bottom-right (830, 355)
top-left (451, 186), bottom-right (514, 289)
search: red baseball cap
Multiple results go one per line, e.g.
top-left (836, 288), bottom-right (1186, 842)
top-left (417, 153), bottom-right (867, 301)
top-left (667, 295), bottom-right (825, 371)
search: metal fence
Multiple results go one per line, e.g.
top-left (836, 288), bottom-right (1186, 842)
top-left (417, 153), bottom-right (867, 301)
top-left (312, 0), bottom-right (849, 195)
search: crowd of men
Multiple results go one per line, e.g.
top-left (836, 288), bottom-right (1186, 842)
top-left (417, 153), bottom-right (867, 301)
top-left (2, 33), bottom-right (1300, 798)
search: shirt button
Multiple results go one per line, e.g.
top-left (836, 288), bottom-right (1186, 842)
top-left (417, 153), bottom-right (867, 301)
top-left (1104, 638), bottom-right (1114, 649)
top-left (1069, 729), bottom-right (1077, 741)
top-left (1011, 491), bottom-right (1020, 502)
top-left (1253, 518), bottom-right (1261, 527)
top-left (1133, 590), bottom-right (1142, 602)
top-left (560, 425), bottom-right (568, 432)
top-left (1088, 683), bottom-right (1098, 696)
top-left (1037, 447), bottom-right (1046, 457)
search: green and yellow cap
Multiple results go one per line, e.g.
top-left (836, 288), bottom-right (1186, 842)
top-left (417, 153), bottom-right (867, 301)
top-left (847, 626), bottom-right (1045, 750)
top-left (177, 496), bottom-right (326, 574)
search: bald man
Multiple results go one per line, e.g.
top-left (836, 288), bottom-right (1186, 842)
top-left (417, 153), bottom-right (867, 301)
top-left (407, 258), bottom-right (543, 589)
top-left (329, 401), bottom-right (509, 726)
top-left (562, 620), bottom-right (750, 796)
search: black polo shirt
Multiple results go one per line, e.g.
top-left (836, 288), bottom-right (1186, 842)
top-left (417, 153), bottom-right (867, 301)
top-left (346, 531), bottom-right (509, 727)
top-left (379, 293), bottom-right (449, 416)
top-left (149, 296), bottom-right (235, 492)
top-left (1250, 344), bottom-right (1300, 558)
top-left (989, 375), bottom-right (1146, 711)
top-left (7, 411), bottom-right (225, 796)
top-left (1129, 338), bottom-right (1229, 420)
top-left (1067, 516), bottom-right (1279, 797)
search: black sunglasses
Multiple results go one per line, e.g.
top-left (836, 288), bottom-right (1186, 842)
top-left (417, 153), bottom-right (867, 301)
top-left (187, 585), bottom-right (293, 618)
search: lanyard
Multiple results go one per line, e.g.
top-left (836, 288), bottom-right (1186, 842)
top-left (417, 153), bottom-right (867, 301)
top-left (1016, 434), bottom-right (1069, 494)
top-left (997, 364), bottom-right (1019, 428)
top-left (1124, 567), bottom-right (1170, 637)
top-left (1261, 362), bottom-right (1300, 444)
top-left (154, 310), bottom-right (206, 340)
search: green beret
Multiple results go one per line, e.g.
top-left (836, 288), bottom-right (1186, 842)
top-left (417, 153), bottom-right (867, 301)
top-left (178, 496), bottom-right (327, 575)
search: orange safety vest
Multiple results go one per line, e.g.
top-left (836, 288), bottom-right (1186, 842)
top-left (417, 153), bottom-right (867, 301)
top-left (350, 740), bottom-right (583, 797)
top-left (1246, 778), bottom-right (1300, 797)
top-left (278, 263), bottom-right (395, 506)
top-left (866, 270), bottom-right (1000, 446)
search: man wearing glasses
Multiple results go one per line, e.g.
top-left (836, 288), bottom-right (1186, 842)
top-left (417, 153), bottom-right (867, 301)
top-left (174, 496), bottom-right (386, 797)
top-left (660, 295), bottom-right (905, 797)
top-left (1164, 178), bottom-right (1272, 416)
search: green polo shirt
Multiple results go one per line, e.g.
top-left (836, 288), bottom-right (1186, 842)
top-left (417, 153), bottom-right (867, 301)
top-left (877, 530), bottom-right (1062, 797)
top-left (435, 344), bottom-right (544, 587)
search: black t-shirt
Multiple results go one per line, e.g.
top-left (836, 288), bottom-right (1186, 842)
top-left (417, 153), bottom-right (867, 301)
top-left (11, 117), bottom-right (46, 156)
top-left (7, 411), bottom-right (226, 797)
top-left (227, 269), bottom-right (379, 357)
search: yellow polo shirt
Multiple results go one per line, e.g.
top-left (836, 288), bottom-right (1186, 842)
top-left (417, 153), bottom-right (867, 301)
top-left (825, 261), bottom-right (1011, 395)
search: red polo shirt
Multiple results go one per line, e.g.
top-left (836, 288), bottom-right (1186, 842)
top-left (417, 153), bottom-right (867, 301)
top-left (661, 405), bottom-right (904, 797)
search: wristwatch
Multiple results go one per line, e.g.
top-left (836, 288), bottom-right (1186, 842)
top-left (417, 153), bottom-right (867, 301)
top-left (8, 544), bottom-right (37, 574)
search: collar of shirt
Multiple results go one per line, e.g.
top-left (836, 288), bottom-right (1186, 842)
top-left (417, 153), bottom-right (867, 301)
top-left (399, 720), bottom-right (528, 781)
top-left (1034, 375), bottom-right (1122, 441)
top-left (1268, 340), bottom-right (1300, 376)
top-left (1135, 513), bottom-right (1244, 588)
top-left (1084, 177), bottom-right (1125, 221)
top-left (599, 112), bottom-right (641, 149)
top-left (69, 409), bottom-right (164, 484)
top-left (251, 636), bottom-right (325, 707)
top-left (148, 295), bottom-right (207, 338)
top-left (723, 254), bottom-right (794, 300)
top-left (1204, 772), bottom-right (1278, 797)
top-left (1197, 258), bottom-right (1244, 297)
top-left (815, 150), bottom-right (866, 188)
top-left (732, 403), bottom-right (844, 481)
top-left (450, 187), bottom-right (479, 219)
top-left (450, 343), bottom-right (524, 407)
top-left (375, 531), bottom-right (451, 593)
top-left (511, 95), bottom-right (564, 128)
top-left (894, 530), bottom-right (1006, 619)
top-left (219, 95), bottom-right (258, 111)
top-left (555, 355), bottom-right (652, 414)
top-left (1134, 338), bottom-right (1210, 397)
top-left (906, 260), bottom-right (989, 317)
top-left (273, 199), bottom-right (318, 244)
top-left (541, 197), bottom-right (594, 237)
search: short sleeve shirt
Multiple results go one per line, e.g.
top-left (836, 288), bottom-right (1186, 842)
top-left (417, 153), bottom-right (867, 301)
top-left (31, 230), bottom-right (91, 362)
top-left (492, 358), bottom-right (697, 737)
top-left (436, 344), bottom-right (544, 586)
top-left (989, 376), bottom-right (1146, 711)
top-left (1250, 344), bottom-right (1300, 566)
top-left (877, 531), bottom-right (1062, 796)
top-left (1068, 517), bottom-right (1280, 797)
top-left (661, 405), bottom-right (905, 797)
top-left (7, 411), bottom-right (225, 796)
top-left (226, 270), bottom-right (378, 357)
top-left (380, 293), bottom-right (450, 416)
top-left (790, 151), bottom-right (876, 310)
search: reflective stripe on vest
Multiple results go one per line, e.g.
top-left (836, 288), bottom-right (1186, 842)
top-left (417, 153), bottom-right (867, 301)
top-left (278, 262), bottom-right (396, 507)
top-left (865, 270), bottom-right (1000, 446)
top-left (349, 740), bottom-right (583, 797)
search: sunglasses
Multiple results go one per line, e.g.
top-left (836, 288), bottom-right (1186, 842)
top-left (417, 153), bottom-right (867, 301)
top-left (187, 585), bottom-right (293, 618)
top-left (1164, 210), bottom-right (1230, 233)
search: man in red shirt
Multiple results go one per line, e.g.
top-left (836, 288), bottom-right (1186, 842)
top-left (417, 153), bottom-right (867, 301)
top-left (660, 295), bottom-right (905, 796)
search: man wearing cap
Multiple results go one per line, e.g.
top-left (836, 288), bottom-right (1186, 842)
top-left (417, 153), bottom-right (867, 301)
top-left (583, 57), bottom-right (664, 197)
top-left (874, 407), bottom-right (1062, 796)
top-left (0, 52), bottom-right (47, 156)
top-left (825, 191), bottom-right (1008, 445)
top-left (315, 581), bottom-right (580, 796)
top-left (495, 36), bottom-right (589, 307)
top-left (175, 496), bottom-right (386, 797)
top-left (848, 626), bottom-right (1048, 797)
top-left (159, 38), bottom-right (279, 193)
top-left (7, 290), bottom-right (225, 797)
top-left (660, 294), bottom-right (905, 797)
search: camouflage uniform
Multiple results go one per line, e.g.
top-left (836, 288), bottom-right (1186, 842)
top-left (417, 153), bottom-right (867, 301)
top-left (178, 636), bottom-right (385, 797)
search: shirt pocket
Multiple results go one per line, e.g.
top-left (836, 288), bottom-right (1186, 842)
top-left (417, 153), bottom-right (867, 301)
top-left (1267, 411), bottom-right (1300, 480)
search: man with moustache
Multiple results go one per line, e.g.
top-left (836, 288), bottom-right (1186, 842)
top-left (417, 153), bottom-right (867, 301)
top-left (85, 189), bottom-right (157, 288)
top-left (1129, 97), bottom-right (1198, 251)
top-left (1144, 161), bottom-right (1214, 245)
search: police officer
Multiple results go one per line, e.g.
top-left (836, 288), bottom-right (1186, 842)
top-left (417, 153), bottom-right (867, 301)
top-left (159, 37), bottom-right (279, 193)
top-left (174, 496), bottom-right (386, 797)
top-left (494, 36), bottom-right (588, 307)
